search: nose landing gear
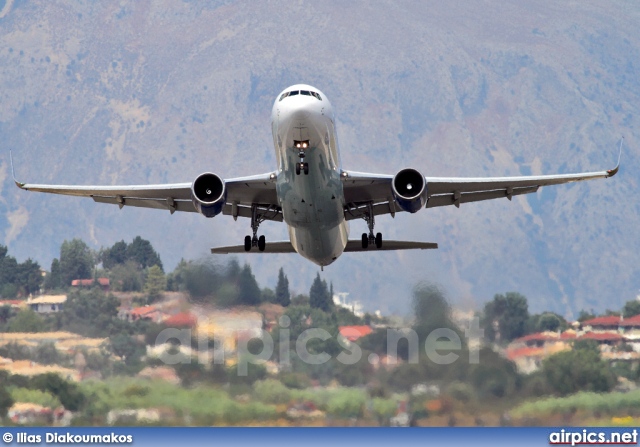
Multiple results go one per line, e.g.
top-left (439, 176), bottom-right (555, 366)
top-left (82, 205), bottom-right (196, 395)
top-left (294, 140), bottom-right (310, 175)
top-left (295, 162), bottom-right (309, 176)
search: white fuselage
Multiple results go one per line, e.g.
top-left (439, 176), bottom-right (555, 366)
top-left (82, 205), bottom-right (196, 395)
top-left (271, 84), bottom-right (348, 267)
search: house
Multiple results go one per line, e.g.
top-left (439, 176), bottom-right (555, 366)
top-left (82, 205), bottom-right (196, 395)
top-left (0, 300), bottom-right (27, 310)
top-left (163, 312), bottom-right (197, 328)
top-left (338, 325), bottom-right (373, 342)
top-left (71, 278), bottom-right (110, 291)
top-left (27, 295), bottom-right (67, 313)
top-left (580, 315), bottom-right (623, 332)
top-left (120, 305), bottom-right (164, 323)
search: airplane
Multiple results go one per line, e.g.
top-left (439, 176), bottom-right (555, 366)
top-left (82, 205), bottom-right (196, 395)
top-left (12, 84), bottom-right (621, 269)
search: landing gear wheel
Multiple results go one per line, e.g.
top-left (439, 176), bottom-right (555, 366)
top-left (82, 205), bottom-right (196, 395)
top-left (303, 163), bottom-right (309, 175)
top-left (295, 163), bottom-right (301, 176)
top-left (258, 235), bottom-right (266, 252)
top-left (375, 232), bottom-right (382, 249)
top-left (361, 233), bottom-right (369, 249)
top-left (244, 235), bottom-right (252, 252)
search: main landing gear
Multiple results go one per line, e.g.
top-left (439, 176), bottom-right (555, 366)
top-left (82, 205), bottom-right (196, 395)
top-left (244, 204), bottom-right (267, 252)
top-left (295, 140), bottom-right (309, 175)
top-left (361, 203), bottom-right (383, 249)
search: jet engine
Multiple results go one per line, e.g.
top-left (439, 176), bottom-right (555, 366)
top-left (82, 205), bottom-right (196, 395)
top-left (191, 173), bottom-right (227, 217)
top-left (392, 168), bottom-right (428, 213)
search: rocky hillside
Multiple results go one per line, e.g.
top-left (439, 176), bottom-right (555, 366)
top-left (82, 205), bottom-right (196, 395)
top-left (0, 0), bottom-right (638, 316)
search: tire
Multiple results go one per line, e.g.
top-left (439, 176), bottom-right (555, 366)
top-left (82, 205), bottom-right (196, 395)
top-left (361, 233), bottom-right (369, 249)
top-left (295, 163), bottom-right (301, 175)
top-left (375, 232), bottom-right (382, 249)
top-left (258, 235), bottom-right (266, 252)
top-left (244, 235), bottom-right (252, 252)
top-left (303, 163), bottom-right (309, 175)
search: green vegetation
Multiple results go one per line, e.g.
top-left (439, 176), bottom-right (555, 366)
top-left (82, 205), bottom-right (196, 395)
top-left (3, 236), bottom-right (640, 427)
top-left (0, 245), bottom-right (42, 297)
top-left (309, 273), bottom-right (334, 312)
top-left (541, 340), bottom-right (616, 396)
top-left (512, 389), bottom-right (640, 420)
top-left (481, 292), bottom-right (529, 343)
top-left (275, 267), bottom-right (291, 307)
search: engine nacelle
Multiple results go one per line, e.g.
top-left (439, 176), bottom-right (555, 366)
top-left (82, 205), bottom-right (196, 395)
top-left (191, 172), bottom-right (227, 218)
top-left (392, 168), bottom-right (428, 213)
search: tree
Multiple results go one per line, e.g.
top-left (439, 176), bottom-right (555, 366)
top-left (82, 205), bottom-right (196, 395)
top-left (309, 273), bottom-right (333, 312)
top-left (577, 309), bottom-right (596, 322)
top-left (61, 289), bottom-right (121, 337)
top-left (275, 267), bottom-right (291, 307)
top-left (46, 258), bottom-right (62, 290)
top-left (110, 334), bottom-right (140, 363)
top-left (527, 312), bottom-right (568, 334)
top-left (237, 264), bottom-right (261, 306)
top-left (34, 342), bottom-right (60, 365)
top-left (126, 236), bottom-right (163, 271)
top-left (0, 305), bottom-right (14, 325)
top-left (541, 340), bottom-right (616, 396)
top-left (15, 258), bottom-right (42, 295)
top-left (101, 240), bottom-right (128, 269)
top-left (623, 300), bottom-right (640, 318)
top-left (144, 265), bottom-right (166, 302)
top-left (30, 373), bottom-right (85, 411)
top-left (0, 387), bottom-right (14, 418)
top-left (481, 292), bottom-right (529, 343)
top-left (110, 260), bottom-right (143, 292)
top-left (59, 238), bottom-right (94, 287)
top-left (0, 245), bottom-right (18, 288)
top-left (7, 309), bottom-right (45, 333)
top-left (261, 287), bottom-right (276, 303)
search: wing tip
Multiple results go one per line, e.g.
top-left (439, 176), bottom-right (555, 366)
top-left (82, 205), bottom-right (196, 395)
top-left (607, 137), bottom-right (623, 178)
top-left (9, 150), bottom-right (26, 189)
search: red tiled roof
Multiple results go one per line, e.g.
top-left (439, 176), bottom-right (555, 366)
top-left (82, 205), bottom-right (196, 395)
top-left (514, 333), bottom-right (556, 343)
top-left (339, 325), bottom-right (373, 342)
top-left (0, 300), bottom-right (23, 306)
top-left (131, 306), bottom-right (158, 317)
top-left (581, 315), bottom-right (622, 327)
top-left (506, 346), bottom-right (545, 360)
top-left (581, 332), bottom-right (624, 341)
top-left (620, 314), bottom-right (640, 327)
top-left (164, 312), bottom-right (197, 328)
top-left (559, 331), bottom-right (578, 339)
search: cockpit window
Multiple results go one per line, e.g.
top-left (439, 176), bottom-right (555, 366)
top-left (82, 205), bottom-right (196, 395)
top-left (279, 90), bottom-right (322, 101)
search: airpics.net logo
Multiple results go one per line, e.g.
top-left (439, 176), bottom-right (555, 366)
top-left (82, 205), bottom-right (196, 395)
top-left (152, 315), bottom-right (484, 375)
top-left (549, 429), bottom-right (638, 446)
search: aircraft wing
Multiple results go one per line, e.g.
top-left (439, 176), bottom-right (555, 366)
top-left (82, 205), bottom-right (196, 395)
top-left (12, 155), bottom-right (281, 220)
top-left (342, 141), bottom-right (621, 220)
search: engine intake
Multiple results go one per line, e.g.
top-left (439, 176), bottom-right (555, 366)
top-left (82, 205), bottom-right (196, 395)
top-left (392, 168), bottom-right (427, 213)
top-left (191, 172), bottom-right (227, 218)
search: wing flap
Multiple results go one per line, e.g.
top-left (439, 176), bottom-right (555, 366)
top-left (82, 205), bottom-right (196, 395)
top-left (211, 241), bottom-right (296, 254)
top-left (344, 240), bottom-right (438, 251)
top-left (92, 196), bottom-right (197, 213)
top-left (426, 185), bottom-right (538, 208)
